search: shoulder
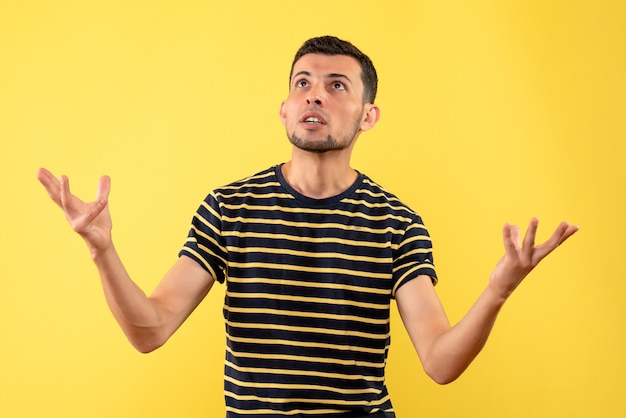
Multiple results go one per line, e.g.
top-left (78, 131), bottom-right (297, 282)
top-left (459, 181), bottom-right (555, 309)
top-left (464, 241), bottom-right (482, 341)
top-left (352, 173), bottom-right (422, 221)
top-left (207, 165), bottom-right (283, 201)
top-left (219, 166), bottom-right (279, 191)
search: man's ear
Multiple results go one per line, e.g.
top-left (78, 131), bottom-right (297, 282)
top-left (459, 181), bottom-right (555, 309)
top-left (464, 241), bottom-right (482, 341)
top-left (360, 104), bottom-right (381, 132)
top-left (279, 101), bottom-right (287, 126)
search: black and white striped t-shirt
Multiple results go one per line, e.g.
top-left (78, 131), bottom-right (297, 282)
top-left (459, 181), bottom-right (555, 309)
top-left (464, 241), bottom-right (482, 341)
top-left (180, 164), bottom-right (437, 417)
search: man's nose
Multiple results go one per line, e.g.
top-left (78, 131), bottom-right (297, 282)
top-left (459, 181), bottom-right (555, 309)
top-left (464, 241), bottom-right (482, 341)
top-left (307, 96), bottom-right (323, 106)
top-left (306, 85), bottom-right (325, 106)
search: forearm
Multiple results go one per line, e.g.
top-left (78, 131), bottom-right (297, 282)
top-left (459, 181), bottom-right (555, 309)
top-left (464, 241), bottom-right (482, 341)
top-left (399, 220), bottom-right (578, 385)
top-left (37, 170), bottom-right (210, 352)
top-left (92, 244), bottom-right (166, 352)
top-left (423, 285), bottom-right (506, 384)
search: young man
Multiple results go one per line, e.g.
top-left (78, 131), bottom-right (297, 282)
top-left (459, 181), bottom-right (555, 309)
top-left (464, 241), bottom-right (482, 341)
top-left (37, 36), bottom-right (578, 417)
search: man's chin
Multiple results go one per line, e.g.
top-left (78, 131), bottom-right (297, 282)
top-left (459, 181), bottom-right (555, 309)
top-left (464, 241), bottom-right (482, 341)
top-left (288, 133), bottom-right (349, 154)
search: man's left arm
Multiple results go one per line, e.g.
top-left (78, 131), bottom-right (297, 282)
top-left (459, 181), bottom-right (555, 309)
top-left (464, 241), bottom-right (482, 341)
top-left (395, 218), bottom-right (578, 384)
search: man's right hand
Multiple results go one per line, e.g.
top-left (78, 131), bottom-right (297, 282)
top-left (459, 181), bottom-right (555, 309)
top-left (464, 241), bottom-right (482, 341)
top-left (37, 168), bottom-right (113, 257)
top-left (36, 168), bottom-right (215, 352)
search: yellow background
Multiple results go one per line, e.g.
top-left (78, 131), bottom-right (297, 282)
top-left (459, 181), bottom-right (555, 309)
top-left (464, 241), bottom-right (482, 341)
top-left (1, 1), bottom-right (624, 417)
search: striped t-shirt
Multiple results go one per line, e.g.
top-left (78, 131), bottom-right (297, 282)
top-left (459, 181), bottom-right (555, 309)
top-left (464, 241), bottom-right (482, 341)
top-left (180, 164), bottom-right (437, 417)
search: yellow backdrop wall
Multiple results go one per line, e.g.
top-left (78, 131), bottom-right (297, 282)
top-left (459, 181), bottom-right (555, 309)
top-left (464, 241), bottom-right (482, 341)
top-left (1, 1), bottom-right (624, 417)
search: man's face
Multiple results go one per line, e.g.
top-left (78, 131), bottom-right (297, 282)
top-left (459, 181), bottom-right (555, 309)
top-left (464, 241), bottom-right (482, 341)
top-left (280, 53), bottom-right (373, 153)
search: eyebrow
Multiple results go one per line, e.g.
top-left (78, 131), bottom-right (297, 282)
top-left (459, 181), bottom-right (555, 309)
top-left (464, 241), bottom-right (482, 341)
top-left (292, 71), bottom-right (353, 85)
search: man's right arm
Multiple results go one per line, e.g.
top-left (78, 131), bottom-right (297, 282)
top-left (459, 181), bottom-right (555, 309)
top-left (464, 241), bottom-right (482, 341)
top-left (37, 168), bottom-right (215, 353)
top-left (94, 247), bottom-right (214, 353)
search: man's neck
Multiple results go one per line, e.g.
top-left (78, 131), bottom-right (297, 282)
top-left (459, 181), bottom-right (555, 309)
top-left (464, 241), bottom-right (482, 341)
top-left (281, 150), bottom-right (357, 200)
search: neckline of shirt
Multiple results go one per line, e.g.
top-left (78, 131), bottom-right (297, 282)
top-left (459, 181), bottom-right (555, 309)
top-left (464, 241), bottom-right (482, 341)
top-left (274, 163), bottom-right (364, 208)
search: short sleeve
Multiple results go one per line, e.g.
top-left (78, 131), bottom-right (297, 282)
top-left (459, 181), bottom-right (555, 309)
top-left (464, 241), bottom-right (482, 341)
top-left (178, 191), bottom-right (228, 283)
top-left (391, 217), bottom-right (437, 298)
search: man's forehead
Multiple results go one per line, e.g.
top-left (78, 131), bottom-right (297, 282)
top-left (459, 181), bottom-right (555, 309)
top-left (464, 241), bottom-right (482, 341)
top-left (291, 53), bottom-right (362, 78)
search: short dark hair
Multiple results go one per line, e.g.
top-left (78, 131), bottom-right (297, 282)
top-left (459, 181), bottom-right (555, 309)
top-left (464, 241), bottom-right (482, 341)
top-left (289, 36), bottom-right (378, 104)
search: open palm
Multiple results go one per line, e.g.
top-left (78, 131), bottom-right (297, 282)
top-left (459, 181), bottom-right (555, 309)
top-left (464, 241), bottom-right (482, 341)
top-left (489, 218), bottom-right (579, 300)
top-left (37, 168), bottom-right (113, 254)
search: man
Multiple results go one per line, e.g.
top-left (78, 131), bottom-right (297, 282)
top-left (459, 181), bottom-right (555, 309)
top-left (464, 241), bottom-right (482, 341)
top-left (37, 36), bottom-right (578, 417)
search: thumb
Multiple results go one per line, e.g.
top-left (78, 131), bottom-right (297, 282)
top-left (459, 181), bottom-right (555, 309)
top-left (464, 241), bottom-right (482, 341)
top-left (96, 175), bottom-right (111, 203)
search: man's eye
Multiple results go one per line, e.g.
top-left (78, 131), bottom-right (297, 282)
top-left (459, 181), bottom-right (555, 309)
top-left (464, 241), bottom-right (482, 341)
top-left (296, 80), bottom-right (308, 88)
top-left (333, 82), bottom-right (346, 90)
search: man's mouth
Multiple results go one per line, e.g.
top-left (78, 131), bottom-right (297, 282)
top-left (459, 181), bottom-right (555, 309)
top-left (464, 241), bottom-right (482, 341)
top-left (301, 111), bottom-right (327, 126)
top-left (304, 117), bottom-right (323, 124)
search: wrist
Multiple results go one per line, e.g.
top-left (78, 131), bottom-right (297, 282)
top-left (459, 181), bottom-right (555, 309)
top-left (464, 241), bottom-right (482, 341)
top-left (485, 281), bottom-right (510, 306)
top-left (89, 241), bottom-right (115, 264)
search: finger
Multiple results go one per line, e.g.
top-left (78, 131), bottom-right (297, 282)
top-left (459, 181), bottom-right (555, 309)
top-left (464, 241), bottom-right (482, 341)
top-left (547, 222), bottom-right (579, 249)
top-left (60, 176), bottom-right (108, 232)
top-left (548, 222), bottom-right (572, 248)
top-left (502, 223), bottom-right (518, 255)
top-left (81, 197), bottom-right (108, 228)
top-left (84, 176), bottom-right (110, 223)
top-left (533, 222), bottom-right (577, 262)
top-left (522, 217), bottom-right (539, 259)
top-left (36, 167), bottom-right (55, 184)
top-left (96, 175), bottom-right (111, 202)
top-left (59, 175), bottom-right (80, 220)
top-left (510, 224), bottom-right (521, 248)
top-left (36, 168), bottom-right (62, 207)
top-left (559, 224), bottom-right (579, 245)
